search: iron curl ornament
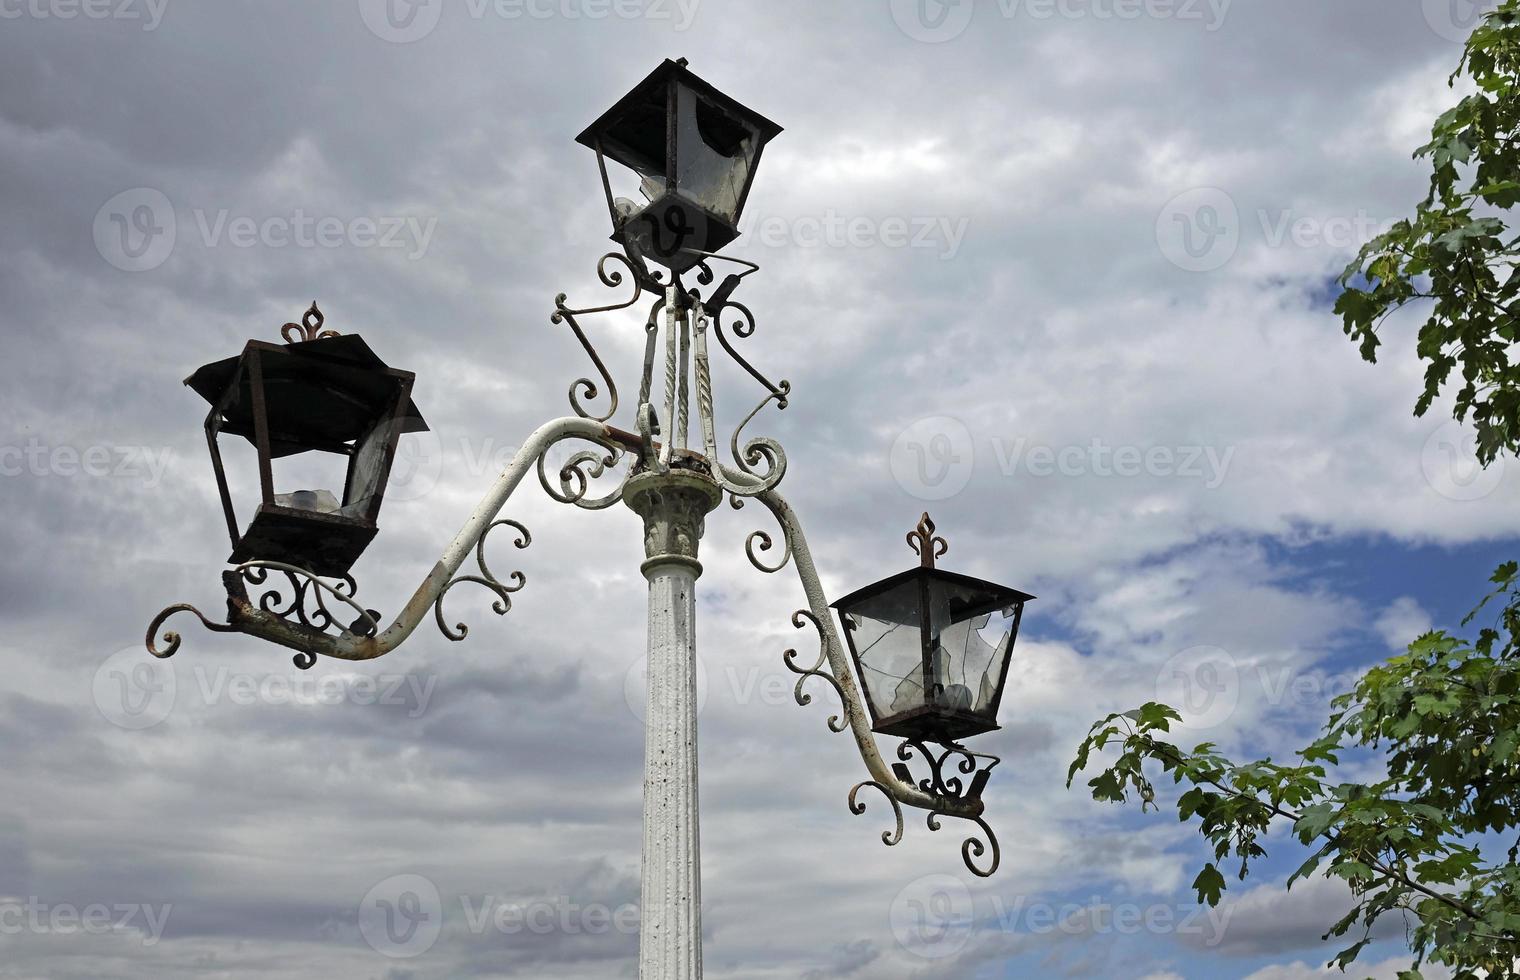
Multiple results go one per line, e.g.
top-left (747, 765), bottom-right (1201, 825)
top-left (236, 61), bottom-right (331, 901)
top-left (433, 519), bottom-right (531, 641)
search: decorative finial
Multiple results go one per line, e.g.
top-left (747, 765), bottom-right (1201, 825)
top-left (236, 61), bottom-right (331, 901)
top-left (280, 302), bottom-right (339, 344)
top-left (906, 513), bottom-right (949, 569)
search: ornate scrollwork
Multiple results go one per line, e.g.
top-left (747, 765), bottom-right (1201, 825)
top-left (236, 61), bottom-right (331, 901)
top-left (280, 302), bottom-right (338, 344)
top-left (705, 300), bottom-right (790, 499)
top-left (537, 434), bottom-right (625, 510)
top-left (237, 562), bottom-right (381, 668)
top-left (146, 562), bottom-right (378, 669)
top-left (711, 301), bottom-right (787, 406)
top-left (783, 610), bottom-right (848, 733)
top-left (927, 811), bottom-right (1002, 878)
top-left (896, 739), bottom-right (1000, 802)
top-left (433, 519), bottom-right (531, 641)
top-left (241, 564), bottom-right (377, 635)
top-left (551, 252), bottom-right (652, 422)
top-left (849, 781), bottom-right (905, 847)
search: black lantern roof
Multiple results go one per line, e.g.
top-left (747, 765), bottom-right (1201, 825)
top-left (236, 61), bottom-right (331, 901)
top-left (186, 333), bottom-right (428, 458)
top-left (575, 58), bottom-right (784, 177)
top-left (830, 565), bottom-right (1036, 622)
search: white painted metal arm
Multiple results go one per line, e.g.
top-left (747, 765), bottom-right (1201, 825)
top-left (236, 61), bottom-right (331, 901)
top-left (148, 416), bottom-right (625, 665)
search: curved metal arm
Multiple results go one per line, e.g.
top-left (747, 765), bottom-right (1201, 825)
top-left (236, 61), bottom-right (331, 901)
top-left (726, 464), bottom-right (1002, 876)
top-left (734, 472), bottom-right (984, 820)
top-left (148, 416), bottom-right (625, 664)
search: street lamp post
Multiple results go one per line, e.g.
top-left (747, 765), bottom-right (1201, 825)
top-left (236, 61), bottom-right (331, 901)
top-left (145, 60), bottom-right (1033, 980)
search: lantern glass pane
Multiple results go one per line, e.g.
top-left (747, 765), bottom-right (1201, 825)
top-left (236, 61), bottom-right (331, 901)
top-left (930, 601), bottom-right (1017, 715)
top-left (842, 581), bottom-right (926, 720)
top-left (345, 421), bottom-right (391, 519)
top-left (674, 83), bottom-right (759, 224)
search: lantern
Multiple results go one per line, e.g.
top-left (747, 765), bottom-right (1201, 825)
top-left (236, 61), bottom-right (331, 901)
top-left (577, 57), bottom-right (782, 273)
top-left (833, 515), bottom-right (1034, 743)
top-left (184, 303), bottom-right (428, 578)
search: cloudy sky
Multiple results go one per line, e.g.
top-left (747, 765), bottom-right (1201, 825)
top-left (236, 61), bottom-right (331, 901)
top-left (2, 0), bottom-right (1516, 977)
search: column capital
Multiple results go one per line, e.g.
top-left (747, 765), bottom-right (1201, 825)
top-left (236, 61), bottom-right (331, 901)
top-left (624, 467), bottom-right (724, 579)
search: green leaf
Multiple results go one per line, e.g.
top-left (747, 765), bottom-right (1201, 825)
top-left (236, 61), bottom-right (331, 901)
top-left (1192, 863), bottom-right (1227, 907)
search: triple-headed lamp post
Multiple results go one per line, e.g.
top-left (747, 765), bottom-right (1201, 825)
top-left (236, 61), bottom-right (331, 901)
top-left (146, 59), bottom-right (1034, 980)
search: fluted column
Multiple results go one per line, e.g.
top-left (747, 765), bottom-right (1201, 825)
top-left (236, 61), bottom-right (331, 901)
top-left (624, 466), bottom-right (722, 980)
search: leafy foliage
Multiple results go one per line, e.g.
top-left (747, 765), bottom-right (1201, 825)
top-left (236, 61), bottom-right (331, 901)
top-left (1068, 563), bottom-right (1520, 977)
top-left (1336, 0), bottom-right (1520, 465)
top-left (1072, 8), bottom-right (1520, 975)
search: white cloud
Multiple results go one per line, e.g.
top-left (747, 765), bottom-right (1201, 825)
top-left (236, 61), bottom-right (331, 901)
top-left (1374, 596), bottom-right (1435, 652)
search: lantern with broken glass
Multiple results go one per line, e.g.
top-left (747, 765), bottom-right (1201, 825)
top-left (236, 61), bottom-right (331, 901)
top-left (184, 303), bottom-right (428, 578)
top-left (832, 515), bottom-right (1035, 744)
top-left (577, 57), bottom-right (783, 273)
